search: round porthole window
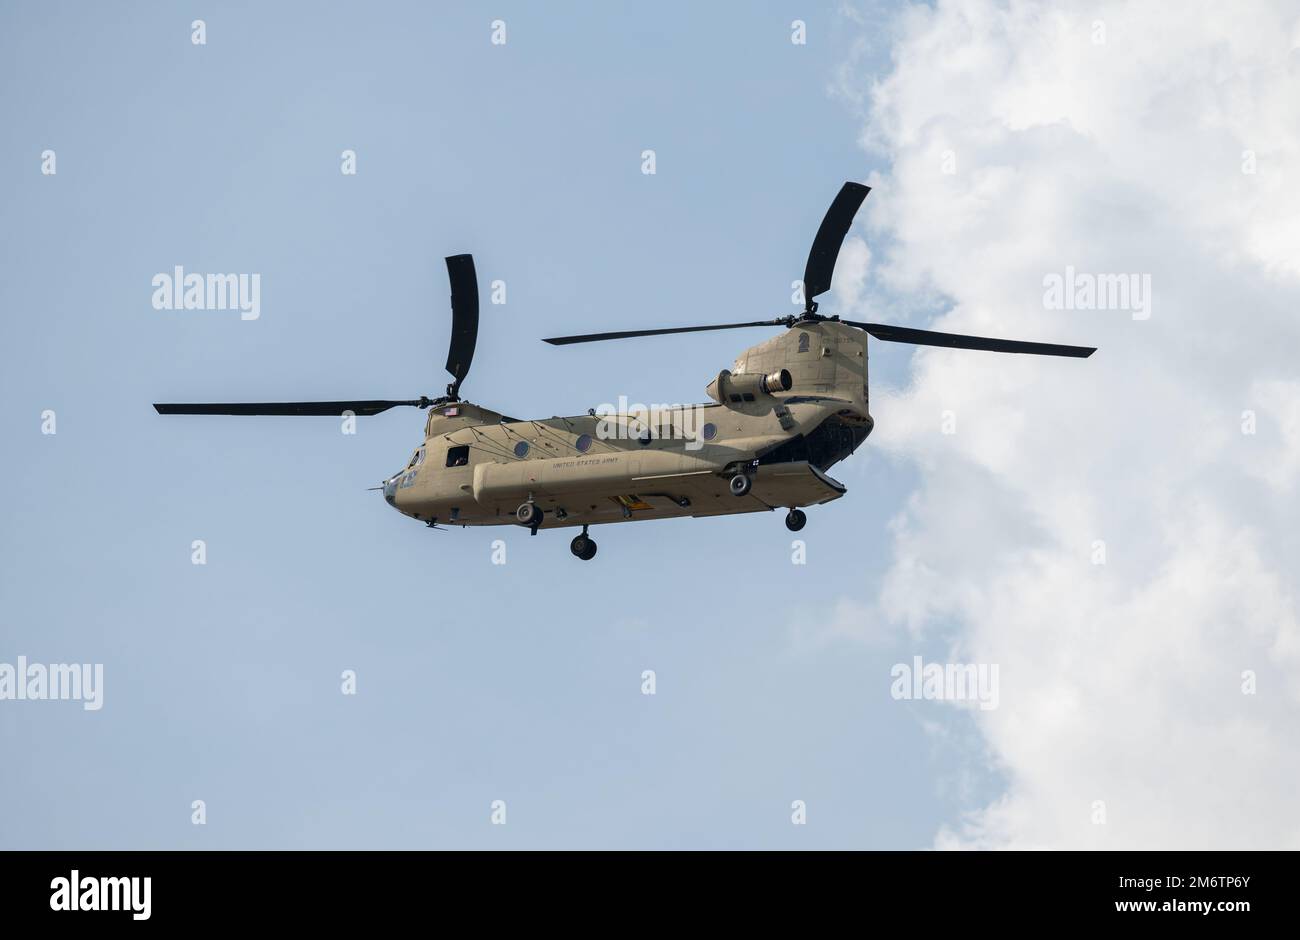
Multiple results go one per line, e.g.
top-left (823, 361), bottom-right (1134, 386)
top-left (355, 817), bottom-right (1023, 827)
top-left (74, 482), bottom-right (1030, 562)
top-left (575, 433), bottom-right (592, 453)
top-left (702, 423), bottom-right (717, 441)
top-left (514, 441), bottom-right (530, 458)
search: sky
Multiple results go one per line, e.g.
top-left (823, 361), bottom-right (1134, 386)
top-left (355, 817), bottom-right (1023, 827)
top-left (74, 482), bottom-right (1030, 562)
top-left (1, 0), bottom-right (1297, 850)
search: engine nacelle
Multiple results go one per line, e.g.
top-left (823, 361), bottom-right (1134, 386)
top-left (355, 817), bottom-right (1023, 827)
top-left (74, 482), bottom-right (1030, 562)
top-left (706, 368), bottom-right (792, 405)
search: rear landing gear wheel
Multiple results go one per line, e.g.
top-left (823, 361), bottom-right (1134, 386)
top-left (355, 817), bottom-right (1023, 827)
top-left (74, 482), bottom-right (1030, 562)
top-left (570, 533), bottom-right (597, 560)
top-left (516, 502), bottom-right (543, 527)
top-left (729, 473), bottom-right (752, 497)
top-left (785, 509), bottom-right (806, 532)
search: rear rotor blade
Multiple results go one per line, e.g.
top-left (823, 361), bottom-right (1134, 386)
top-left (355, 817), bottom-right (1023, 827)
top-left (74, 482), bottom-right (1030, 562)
top-left (846, 321), bottom-right (1095, 358)
top-left (153, 400), bottom-right (427, 416)
top-left (803, 182), bottom-right (871, 308)
top-left (444, 254), bottom-right (479, 397)
top-left (543, 318), bottom-right (789, 346)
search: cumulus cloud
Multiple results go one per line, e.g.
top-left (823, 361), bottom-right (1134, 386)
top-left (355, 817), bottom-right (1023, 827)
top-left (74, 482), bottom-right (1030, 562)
top-left (831, 235), bottom-right (872, 312)
top-left (849, 0), bottom-right (1300, 848)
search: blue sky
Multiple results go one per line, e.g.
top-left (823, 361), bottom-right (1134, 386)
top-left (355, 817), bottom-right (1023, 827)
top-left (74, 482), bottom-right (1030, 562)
top-left (0, 1), bottom-right (994, 848)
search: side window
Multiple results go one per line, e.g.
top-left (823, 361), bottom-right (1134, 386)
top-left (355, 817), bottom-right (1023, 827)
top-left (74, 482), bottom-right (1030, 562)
top-left (446, 445), bottom-right (469, 467)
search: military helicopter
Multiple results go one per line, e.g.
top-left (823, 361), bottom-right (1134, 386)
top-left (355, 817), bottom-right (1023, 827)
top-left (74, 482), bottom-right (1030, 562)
top-left (154, 182), bottom-right (1094, 560)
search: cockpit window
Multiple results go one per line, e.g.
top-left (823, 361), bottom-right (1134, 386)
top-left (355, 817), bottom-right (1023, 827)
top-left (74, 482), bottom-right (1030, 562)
top-left (446, 445), bottom-right (469, 467)
top-left (407, 447), bottom-right (425, 468)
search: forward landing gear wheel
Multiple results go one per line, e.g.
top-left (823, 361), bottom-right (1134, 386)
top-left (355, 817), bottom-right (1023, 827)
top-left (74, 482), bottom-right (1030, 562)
top-left (729, 473), bottom-right (752, 497)
top-left (785, 509), bottom-right (806, 532)
top-left (570, 534), bottom-right (597, 560)
top-left (516, 502), bottom-right (543, 527)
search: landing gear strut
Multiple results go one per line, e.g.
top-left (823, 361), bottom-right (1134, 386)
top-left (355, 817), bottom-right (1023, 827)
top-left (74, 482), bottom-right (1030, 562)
top-left (785, 508), bottom-right (806, 532)
top-left (570, 525), bottom-right (597, 561)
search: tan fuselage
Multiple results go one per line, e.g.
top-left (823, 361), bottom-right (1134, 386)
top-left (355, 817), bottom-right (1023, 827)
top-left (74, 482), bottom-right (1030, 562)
top-left (384, 322), bottom-right (873, 530)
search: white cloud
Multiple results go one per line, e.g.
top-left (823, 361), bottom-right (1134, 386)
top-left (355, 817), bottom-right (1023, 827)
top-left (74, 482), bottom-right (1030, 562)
top-left (851, 0), bottom-right (1300, 848)
top-left (831, 236), bottom-right (872, 312)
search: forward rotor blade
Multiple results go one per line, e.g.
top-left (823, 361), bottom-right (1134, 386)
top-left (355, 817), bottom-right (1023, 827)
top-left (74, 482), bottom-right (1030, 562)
top-left (543, 319), bottom-right (789, 346)
top-left (846, 321), bottom-right (1095, 358)
top-left (803, 182), bottom-right (871, 306)
top-left (153, 400), bottom-right (427, 416)
top-left (444, 254), bottom-right (479, 397)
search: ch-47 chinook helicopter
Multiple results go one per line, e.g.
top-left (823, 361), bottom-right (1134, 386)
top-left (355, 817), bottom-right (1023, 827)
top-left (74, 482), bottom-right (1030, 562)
top-left (154, 182), bottom-right (1095, 560)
